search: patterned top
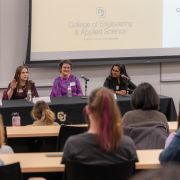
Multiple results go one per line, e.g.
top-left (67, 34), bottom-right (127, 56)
top-left (50, 74), bottom-right (83, 97)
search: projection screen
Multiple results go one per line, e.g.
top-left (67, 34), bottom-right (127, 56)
top-left (25, 0), bottom-right (180, 67)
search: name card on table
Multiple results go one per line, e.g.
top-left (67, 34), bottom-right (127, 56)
top-left (0, 100), bottom-right (2, 106)
top-left (32, 97), bottom-right (51, 104)
top-left (114, 94), bottom-right (117, 99)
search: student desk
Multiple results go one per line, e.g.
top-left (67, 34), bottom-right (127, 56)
top-left (6, 122), bottom-right (176, 138)
top-left (168, 121), bottom-right (177, 132)
top-left (6, 126), bottom-right (61, 138)
top-left (0, 150), bottom-right (163, 180)
top-left (0, 150), bottom-right (163, 173)
top-left (6, 125), bottom-right (88, 153)
top-left (5, 123), bottom-right (176, 153)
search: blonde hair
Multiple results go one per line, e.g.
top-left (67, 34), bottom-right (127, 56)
top-left (0, 114), bottom-right (5, 148)
top-left (87, 87), bottom-right (123, 152)
top-left (31, 101), bottom-right (56, 125)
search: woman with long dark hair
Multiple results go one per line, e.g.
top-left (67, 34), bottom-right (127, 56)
top-left (62, 87), bottom-right (138, 164)
top-left (3, 66), bottom-right (39, 100)
top-left (104, 64), bottom-right (136, 94)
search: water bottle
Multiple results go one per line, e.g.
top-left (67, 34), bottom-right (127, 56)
top-left (27, 90), bottom-right (32, 102)
top-left (12, 112), bottom-right (21, 127)
top-left (67, 86), bottom-right (72, 97)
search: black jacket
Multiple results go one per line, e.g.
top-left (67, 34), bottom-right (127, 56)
top-left (103, 76), bottom-right (136, 93)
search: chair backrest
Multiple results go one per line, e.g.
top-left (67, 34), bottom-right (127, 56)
top-left (4, 126), bottom-right (8, 145)
top-left (63, 160), bottom-right (136, 180)
top-left (56, 125), bottom-right (87, 152)
top-left (123, 125), bottom-right (168, 150)
top-left (0, 162), bottom-right (23, 180)
top-left (2, 90), bottom-right (6, 100)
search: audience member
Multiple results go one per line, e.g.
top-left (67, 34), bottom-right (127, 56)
top-left (0, 114), bottom-right (14, 154)
top-left (164, 102), bottom-right (180, 148)
top-left (0, 158), bottom-right (4, 166)
top-left (62, 87), bottom-right (138, 164)
top-left (123, 82), bottom-right (169, 134)
top-left (130, 163), bottom-right (180, 180)
top-left (3, 65), bottom-right (39, 100)
top-left (50, 59), bottom-right (83, 97)
top-left (104, 64), bottom-right (136, 94)
top-left (159, 127), bottom-right (180, 163)
top-left (29, 101), bottom-right (59, 126)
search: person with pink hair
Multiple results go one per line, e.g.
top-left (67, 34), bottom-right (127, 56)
top-left (61, 87), bottom-right (138, 165)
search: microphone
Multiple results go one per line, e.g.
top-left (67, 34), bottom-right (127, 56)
top-left (121, 74), bottom-right (131, 81)
top-left (81, 75), bottom-right (89, 81)
top-left (28, 79), bottom-right (35, 84)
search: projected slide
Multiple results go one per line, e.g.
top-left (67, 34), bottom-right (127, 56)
top-left (163, 0), bottom-right (180, 48)
top-left (30, 0), bottom-right (180, 61)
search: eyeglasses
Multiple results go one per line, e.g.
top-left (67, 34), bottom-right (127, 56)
top-left (62, 67), bottom-right (70, 69)
top-left (112, 69), bottom-right (120, 73)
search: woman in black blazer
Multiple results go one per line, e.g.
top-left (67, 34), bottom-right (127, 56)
top-left (104, 64), bottom-right (136, 94)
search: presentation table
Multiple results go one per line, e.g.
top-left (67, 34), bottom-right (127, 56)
top-left (1, 95), bottom-right (177, 126)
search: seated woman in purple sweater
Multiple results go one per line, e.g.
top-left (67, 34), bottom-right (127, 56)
top-left (3, 66), bottom-right (39, 100)
top-left (50, 60), bottom-right (83, 97)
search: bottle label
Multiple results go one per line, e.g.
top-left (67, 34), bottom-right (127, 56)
top-left (27, 93), bottom-right (32, 102)
top-left (12, 117), bottom-right (21, 126)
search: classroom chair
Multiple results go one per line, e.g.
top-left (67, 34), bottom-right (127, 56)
top-left (0, 162), bottom-right (23, 180)
top-left (56, 125), bottom-right (87, 152)
top-left (63, 160), bottom-right (136, 180)
top-left (2, 90), bottom-right (6, 100)
top-left (4, 126), bottom-right (8, 145)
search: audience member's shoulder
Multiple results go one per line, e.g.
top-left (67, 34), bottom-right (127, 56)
top-left (123, 110), bottom-right (137, 119)
top-left (153, 110), bottom-right (167, 119)
top-left (0, 145), bottom-right (14, 154)
top-left (66, 132), bottom-right (91, 145)
top-left (70, 74), bottom-right (79, 81)
top-left (121, 135), bottom-right (135, 146)
top-left (119, 135), bottom-right (136, 151)
top-left (53, 76), bottom-right (61, 83)
top-left (53, 122), bottom-right (59, 126)
top-left (106, 76), bottom-right (113, 81)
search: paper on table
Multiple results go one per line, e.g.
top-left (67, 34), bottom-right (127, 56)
top-left (32, 97), bottom-right (51, 104)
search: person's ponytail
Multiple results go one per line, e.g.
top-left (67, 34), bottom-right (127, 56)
top-left (88, 87), bottom-right (123, 152)
top-left (43, 109), bottom-right (55, 125)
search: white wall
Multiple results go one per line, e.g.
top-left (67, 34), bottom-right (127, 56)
top-left (0, 0), bottom-right (179, 114)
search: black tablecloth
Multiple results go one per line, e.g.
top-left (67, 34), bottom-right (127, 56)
top-left (0, 94), bottom-right (177, 126)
